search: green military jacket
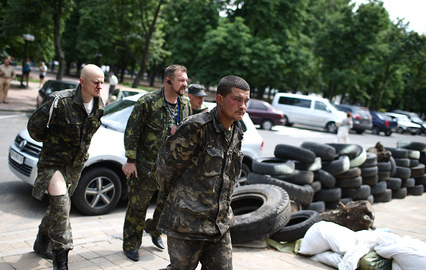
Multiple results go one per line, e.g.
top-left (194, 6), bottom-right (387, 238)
top-left (124, 87), bottom-right (191, 177)
top-left (156, 107), bottom-right (244, 241)
top-left (31, 85), bottom-right (104, 200)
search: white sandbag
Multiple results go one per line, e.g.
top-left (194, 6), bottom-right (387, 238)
top-left (375, 233), bottom-right (426, 270)
top-left (311, 251), bottom-right (342, 268)
top-left (338, 242), bottom-right (371, 270)
top-left (298, 221), bottom-right (356, 255)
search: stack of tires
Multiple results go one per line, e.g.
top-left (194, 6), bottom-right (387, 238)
top-left (371, 156), bottom-right (394, 202)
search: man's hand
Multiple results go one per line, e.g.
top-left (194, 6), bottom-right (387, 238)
top-left (122, 162), bottom-right (138, 179)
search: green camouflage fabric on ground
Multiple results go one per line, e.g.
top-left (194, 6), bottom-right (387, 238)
top-left (30, 86), bottom-right (104, 200)
top-left (122, 87), bottom-right (190, 252)
top-left (156, 107), bottom-right (244, 242)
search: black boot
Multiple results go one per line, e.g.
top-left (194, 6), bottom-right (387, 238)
top-left (52, 250), bottom-right (69, 270)
top-left (33, 232), bottom-right (53, 259)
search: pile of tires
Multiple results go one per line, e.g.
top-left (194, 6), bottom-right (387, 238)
top-left (230, 140), bottom-right (426, 244)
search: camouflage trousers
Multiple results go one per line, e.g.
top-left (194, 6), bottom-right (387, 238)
top-left (37, 194), bottom-right (73, 252)
top-left (122, 173), bottom-right (164, 252)
top-left (166, 230), bottom-right (232, 270)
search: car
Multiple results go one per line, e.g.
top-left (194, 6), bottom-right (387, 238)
top-left (385, 112), bottom-right (421, 135)
top-left (36, 80), bottom-right (79, 107)
top-left (392, 110), bottom-right (426, 135)
top-left (271, 93), bottom-right (345, 133)
top-left (8, 94), bottom-right (264, 215)
top-left (246, 99), bottom-right (284, 130)
top-left (334, 104), bottom-right (373, 134)
top-left (369, 111), bottom-right (398, 136)
top-left (107, 88), bottom-right (147, 104)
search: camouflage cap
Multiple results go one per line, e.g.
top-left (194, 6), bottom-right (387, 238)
top-left (188, 84), bottom-right (207, 97)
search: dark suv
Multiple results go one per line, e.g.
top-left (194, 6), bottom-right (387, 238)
top-left (37, 80), bottom-right (79, 107)
top-left (369, 111), bottom-right (398, 136)
top-left (334, 104), bottom-right (373, 134)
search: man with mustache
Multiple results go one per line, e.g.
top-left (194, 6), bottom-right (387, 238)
top-left (121, 65), bottom-right (191, 261)
top-left (156, 75), bottom-right (250, 269)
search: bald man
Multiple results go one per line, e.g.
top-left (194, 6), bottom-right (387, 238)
top-left (29, 64), bottom-right (105, 270)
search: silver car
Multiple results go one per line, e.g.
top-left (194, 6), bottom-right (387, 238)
top-left (8, 94), bottom-right (264, 215)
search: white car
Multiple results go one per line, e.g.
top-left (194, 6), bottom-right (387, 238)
top-left (385, 112), bottom-right (421, 135)
top-left (8, 94), bottom-right (263, 215)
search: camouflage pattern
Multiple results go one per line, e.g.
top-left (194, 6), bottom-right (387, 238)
top-left (38, 194), bottom-right (73, 252)
top-left (156, 106), bottom-right (244, 242)
top-left (30, 85), bottom-right (104, 200)
top-left (192, 103), bottom-right (208, 115)
top-left (165, 231), bottom-right (233, 270)
top-left (122, 87), bottom-right (191, 252)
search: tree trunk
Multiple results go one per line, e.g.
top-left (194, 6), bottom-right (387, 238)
top-left (53, 0), bottom-right (65, 81)
top-left (320, 200), bottom-right (375, 231)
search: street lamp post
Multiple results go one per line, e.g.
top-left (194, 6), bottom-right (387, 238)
top-left (20, 34), bottom-right (35, 88)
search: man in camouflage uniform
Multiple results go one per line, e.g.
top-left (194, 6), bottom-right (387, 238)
top-left (156, 75), bottom-right (250, 269)
top-left (187, 84), bottom-right (208, 114)
top-left (121, 65), bottom-right (191, 262)
top-left (29, 64), bottom-right (105, 270)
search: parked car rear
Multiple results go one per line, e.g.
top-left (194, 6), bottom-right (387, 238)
top-left (36, 80), bottom-right (79, 107)
top-left (385, 112), bottom-right (421, 135)
top-left (369, 111), bottom-right (398, 136)
top-left (246, 99), bottom-right (284, 130)
top-left (334, 104), bottom-right (372, 134)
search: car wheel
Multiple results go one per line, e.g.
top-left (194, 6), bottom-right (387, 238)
top-left (261, 119), bottom-right (273, 130)
top-left (325, 122), bottom-right (338, 133)
top-left (72, 167), bottom-right (122, 215)
top-left (397, 127), bottom-right (404, 134)
top-left (283, 115), bottom-right (291, 126)
top-left (371, 126), bottom-right (380, 135)
top-left (356, 130), bottom-right (364, 134)
top-left (235, 163), bottom-right (250, 188)
top-left (385, 131), bottom-right (392, 136)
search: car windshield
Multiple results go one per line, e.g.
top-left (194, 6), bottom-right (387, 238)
top-left (102, 100), bottom-right (136, 132)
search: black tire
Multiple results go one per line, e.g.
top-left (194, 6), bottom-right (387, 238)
top-left (335, 176), bottom-right (362, 189)
top-left (274, 144), bottom-right (316, 164)
top-left (393, 166), bottom-right (411, 180)
top-left (370, 181), bottom-right (387, 195)
top-left (261, 119), bottom-right (274, 130)
top-left (377, 161), bottom-right (391, 172)
top-left (274, 170), bottom-right (314, 185)
top-left (371, 126), bottom-right (380, 135)
top-left (392, 187), bottom-right (407, 199)
top-left (300, 142), bottom-right (336, 161)
top-left (373, 189), bottom-right (392, 203)
top-left (283, 115), bottom-right (290, 126)
top-left (236, 163), bottom-right (250, 188)
top-left (231, 184), bottom-right (291, 244)
top-left (394, 158), bottom-right (410, 167)
top-left (385, 131), bottom-right (392, 136)
top-left (326, 143), bottom-right (364, 158)
top-left (406, 149), bottom-right (421, 160)
top-left (252, 157), bottom-right (295, 175)
top-left (415, 175), bottom-right (426, 185)
top-left (362, 175), bottom-right (379, 186)
top-left (397, 141), bottom-right (426, 152)
top-left (294, 157), bottom-right (322, 171)
top-left (401, 178), bottom-right (415, 188)
top-left (321, 155), bottom-right (350, 176)
top-left (409, 159), bottom-right (420, 168)
top-left (377, 171), bottom-right (390, 181)
top-left (387, 177), bottom-right (402, 190)
top-left (270, 210), bottom-right (322, 243)
top-left (397, 127), bottom-right (405, 134)
top-left (313, 169), bottom-right (336, 189)
top-left (367, 194), bottom-right (374, 204)
top-left (341, 185), bottom-right (371, 200)
top-left (302, 201), bottom-right (325, 213)
top-left (407, 185), bottom-right (425, 195)
top-left (72, 167), bottom-right (122, 215)
top-left (360, 153), bottom-right (377, 168)
top-left (310, 181), bottom-right (322, 193)
top-left (246, 173), bottom-right (315, 205)
top-left (410, 164), bottom-right (425, 178)
top-left (335, 167), bottom-right (361, 179)
top-left (386, 147), bottom-right (408, 158)
top-left (325, 122), bottom-right (338, 133)
top-left (360, 166), bottom-right (378, 178)
top-left (313, 187), bottom-right (341, 202)
top-left (390, 156), bottom-right (397, 176)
